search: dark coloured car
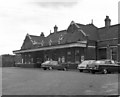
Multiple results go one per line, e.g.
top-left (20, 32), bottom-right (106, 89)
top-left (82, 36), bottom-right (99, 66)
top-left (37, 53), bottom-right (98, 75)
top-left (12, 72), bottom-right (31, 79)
top-left (88, 60), bottom-right (120, 74)
top-left (41, 60), bottom-right (67, 71)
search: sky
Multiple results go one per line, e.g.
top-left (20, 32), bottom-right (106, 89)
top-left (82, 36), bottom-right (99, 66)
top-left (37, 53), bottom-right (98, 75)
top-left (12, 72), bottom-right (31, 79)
top-left (0, 0), bottom-right (119, 55)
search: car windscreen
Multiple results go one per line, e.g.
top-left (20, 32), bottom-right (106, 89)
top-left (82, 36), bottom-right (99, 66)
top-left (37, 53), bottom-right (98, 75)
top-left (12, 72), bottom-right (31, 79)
top-left (95, 61), bottom-right (105, 64)
top-left (43, 61), bottom-right (50, 64)
top-left (50, 61), bottom-right (58, 65)
top-left (88, 60), bottom-right (95, 64)
top-left (81, 61), bottom-right (89, 65)
top-left (105, 60), bottom-right (115, 64)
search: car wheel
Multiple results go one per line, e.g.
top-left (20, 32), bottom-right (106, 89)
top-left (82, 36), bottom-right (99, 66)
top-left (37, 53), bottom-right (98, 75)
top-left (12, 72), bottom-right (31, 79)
top-left (63, 68), bottom-right (67, 71)
top-left (102, 68), bottom-right (108, 74)
top-left (43, 67), bottom-right (47, 70)
top-left (91, 70), bottom-right (95, 74)
top-left (49, 67), bottom-right (52, 70)
top-left (87, 70), bottom-right (90, 73)
top-left (79, 70), bottom-right (83, 72)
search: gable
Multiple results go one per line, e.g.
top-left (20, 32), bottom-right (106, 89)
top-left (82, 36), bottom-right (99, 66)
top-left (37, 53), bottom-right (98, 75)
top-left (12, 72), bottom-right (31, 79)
top-left (67, 24), bottom-right (79, 33)
top-left (21, 35), bottom-right (34, 50)
top-left (77, 23), bottom-right (98, 40)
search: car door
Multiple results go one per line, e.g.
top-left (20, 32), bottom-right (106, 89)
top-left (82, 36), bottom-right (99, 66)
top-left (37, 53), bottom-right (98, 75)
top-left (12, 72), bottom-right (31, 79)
top-left (105, 60), bottom-right (116, 72)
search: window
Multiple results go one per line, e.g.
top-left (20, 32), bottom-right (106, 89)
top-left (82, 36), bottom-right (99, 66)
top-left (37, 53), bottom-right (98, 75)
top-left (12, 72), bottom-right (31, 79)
top-left (61, 56), bottom-right (65, 63)
top-left (41, 40), bottom-right (44, 46)
top-left (58, 40), bottom-right (60, 44)
top-left (111, 47), bottom-right (117, 61)
top-left (28, 54), bottom-right (31, 64)
top-left (16, 54), bottom-right (22, 64)
top-left (75, 50), bottom-right (79, 55)
top-left (25, 55), bottom-right (27, 64)
top-left (81, 55), bottom-right (84, 62)
top-left (49, 39), bottom-right (52, 46)
top-left (36, 58), bottom-right (40, 63)
top-left (67, 51), bottom-right (71, 55)
top-left (67, 51), bottom-right (72, 62)
top-left (22, 59), bottom-right (23, 64)
top-left (75, 50), bottom-right (80, 63)
top-left (58, 34), bottom-right (63, 44)
top-left (31, 58), bottom-right (33, 63)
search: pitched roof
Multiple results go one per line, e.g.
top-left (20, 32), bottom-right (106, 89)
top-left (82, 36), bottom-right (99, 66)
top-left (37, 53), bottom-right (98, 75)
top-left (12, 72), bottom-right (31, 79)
top-left (46, 30), bottom-right (67, 45)
top-left (22, 22), bottom-right (99, 49)
top-left (77, 23), bottom-right (98, 40)
top-left (21, 21), bottom-right (119, 50)
top-left (98, 24), bottom-right (119, 41)
top-left (28, 34), bottom-right (45, 45)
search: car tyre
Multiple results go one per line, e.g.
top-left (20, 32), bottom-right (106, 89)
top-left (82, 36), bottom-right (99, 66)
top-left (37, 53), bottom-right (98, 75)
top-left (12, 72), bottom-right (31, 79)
top-left (79, 70), bottom-right (83, 72)
top-left (43, 67), bottom-right (47, 70)
top-left (63, 68), bottom-right (67, 71)
top-left (49, 67), bottom-right (52, 70)
top-left (91, 70), bottom-right (95, 74)
top-left (102, 68), bottom-right (108, 74)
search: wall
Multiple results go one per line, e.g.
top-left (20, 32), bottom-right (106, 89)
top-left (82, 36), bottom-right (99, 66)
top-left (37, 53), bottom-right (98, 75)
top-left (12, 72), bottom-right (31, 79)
top-left (2, 55), bottom-right (15, 67)
top-left (86, 47), bottom-right (96, 60)
top-left (14, 46), bottom-right (97, 68)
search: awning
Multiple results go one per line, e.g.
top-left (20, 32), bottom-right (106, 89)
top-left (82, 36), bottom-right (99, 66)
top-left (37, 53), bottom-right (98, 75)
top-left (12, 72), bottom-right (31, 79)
top-left (13, 41), bottom-right (89, 54)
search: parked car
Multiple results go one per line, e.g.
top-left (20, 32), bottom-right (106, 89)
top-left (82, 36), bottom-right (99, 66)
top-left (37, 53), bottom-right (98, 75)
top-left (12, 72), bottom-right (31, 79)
top-left (77, 60), bottom-right (95, 72)
top-left (41, 60), bottom-right (67, 71)
top-left (88, 60), bottom-right (120, 74)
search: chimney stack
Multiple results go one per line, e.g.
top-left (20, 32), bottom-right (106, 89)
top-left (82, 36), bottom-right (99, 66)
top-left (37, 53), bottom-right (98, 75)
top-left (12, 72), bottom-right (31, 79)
top-left (40, 32), bottom-right (44, 37)
top-left (54, 25), bottom-right (58, 33)
top-left (104, 16), bottom-right (111, 28)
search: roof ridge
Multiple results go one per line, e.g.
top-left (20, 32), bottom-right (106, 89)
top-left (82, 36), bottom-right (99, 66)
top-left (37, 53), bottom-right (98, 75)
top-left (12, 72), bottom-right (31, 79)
top-left (98, 24), bottom-right (119, 29)
top-left (29, 35), bottom-right (40, 37)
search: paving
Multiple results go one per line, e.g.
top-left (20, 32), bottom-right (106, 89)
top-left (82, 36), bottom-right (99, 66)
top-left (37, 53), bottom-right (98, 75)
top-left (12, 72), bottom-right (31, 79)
top-left (2, 67), bottom-right (120, 95)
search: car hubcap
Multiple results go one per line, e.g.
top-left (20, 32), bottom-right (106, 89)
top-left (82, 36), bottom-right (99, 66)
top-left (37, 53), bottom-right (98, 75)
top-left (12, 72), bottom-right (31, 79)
top-left (64, 68), bottom-right (66, 71)
top-left (103, 69), bottom-right (107, 74)
top-left (49, 67), bottom-right (52, 70)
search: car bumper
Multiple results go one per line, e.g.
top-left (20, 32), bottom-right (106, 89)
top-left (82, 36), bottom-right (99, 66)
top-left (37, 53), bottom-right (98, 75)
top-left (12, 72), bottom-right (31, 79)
top-left (88, 67), bottom-right (100, 71)
top-left (78, 67), bottom-right (89, 70)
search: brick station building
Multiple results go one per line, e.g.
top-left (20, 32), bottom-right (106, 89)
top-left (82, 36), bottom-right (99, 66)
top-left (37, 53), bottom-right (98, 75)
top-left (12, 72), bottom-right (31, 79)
top-left (13, 16), bottom-right (120, 68)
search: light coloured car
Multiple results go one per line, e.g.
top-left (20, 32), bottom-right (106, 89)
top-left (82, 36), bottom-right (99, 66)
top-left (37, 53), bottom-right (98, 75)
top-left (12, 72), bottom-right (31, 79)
top-left (77, 60), bottom-right (95, 72)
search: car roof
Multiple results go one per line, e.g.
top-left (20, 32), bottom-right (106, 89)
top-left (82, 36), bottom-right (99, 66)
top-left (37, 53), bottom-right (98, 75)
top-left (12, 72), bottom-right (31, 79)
top-left (83, 60), bottom-right (95, 62)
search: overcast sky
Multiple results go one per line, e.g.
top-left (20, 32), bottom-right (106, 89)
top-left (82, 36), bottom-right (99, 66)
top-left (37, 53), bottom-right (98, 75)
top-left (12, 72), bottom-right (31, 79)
top-left (0, 0), bottom-right (119, 55)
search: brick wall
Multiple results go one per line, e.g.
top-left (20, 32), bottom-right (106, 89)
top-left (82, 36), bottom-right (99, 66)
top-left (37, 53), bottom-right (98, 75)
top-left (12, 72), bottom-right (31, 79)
top-left (2, 54), bottom-right (15, 67)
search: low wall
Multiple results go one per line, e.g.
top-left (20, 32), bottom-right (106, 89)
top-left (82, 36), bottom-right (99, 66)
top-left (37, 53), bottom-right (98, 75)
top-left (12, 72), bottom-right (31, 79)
top-left (15, 63), bottom-right (41, 68)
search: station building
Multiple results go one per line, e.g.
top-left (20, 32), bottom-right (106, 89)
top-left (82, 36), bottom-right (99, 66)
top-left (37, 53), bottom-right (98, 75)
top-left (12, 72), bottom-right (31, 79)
top-left (13, 16), bottom-right (120, 68)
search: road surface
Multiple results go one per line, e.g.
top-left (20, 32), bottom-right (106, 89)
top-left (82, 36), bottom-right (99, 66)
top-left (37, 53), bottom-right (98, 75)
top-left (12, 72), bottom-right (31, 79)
top-left (2, 67), bottom-right (120, 95)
